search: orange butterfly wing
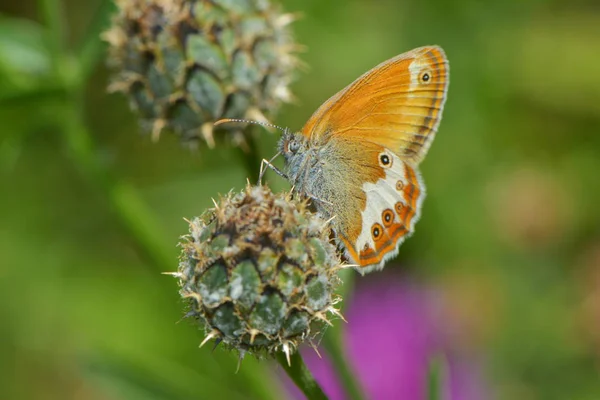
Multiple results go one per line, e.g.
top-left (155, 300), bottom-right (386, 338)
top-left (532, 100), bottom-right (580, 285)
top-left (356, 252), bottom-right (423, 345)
top-left (300, 46), bottom-right (449, 271)
top-left (302, 46), bottom-right (449, 165)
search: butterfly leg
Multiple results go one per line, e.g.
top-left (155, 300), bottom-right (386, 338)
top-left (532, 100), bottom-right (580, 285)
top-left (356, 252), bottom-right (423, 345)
top-left (259, 154), bottom-right (288, 184)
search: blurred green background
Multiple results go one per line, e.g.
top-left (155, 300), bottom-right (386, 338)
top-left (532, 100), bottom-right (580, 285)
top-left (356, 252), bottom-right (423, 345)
top-left (2, 0), bottom-right (600, 399)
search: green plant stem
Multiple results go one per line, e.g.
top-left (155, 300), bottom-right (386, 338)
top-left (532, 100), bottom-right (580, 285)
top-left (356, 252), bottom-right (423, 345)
top-left (276, 351), bottom-right (328, 400)
top-left (322, 268), bottom-right (366, 400)
top-left (427, 354), bottom-right (448, 400)
top-left (336, 268), bottom-right (357, 305)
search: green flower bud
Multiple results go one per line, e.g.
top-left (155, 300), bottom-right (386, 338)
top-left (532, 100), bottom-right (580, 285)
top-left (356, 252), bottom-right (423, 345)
top-left (171, 185), bottom-right (343, 364)
top-left (105, 0), bottom-right (299, 149)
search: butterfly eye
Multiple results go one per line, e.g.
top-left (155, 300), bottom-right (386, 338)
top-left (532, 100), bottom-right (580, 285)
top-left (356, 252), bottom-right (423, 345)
top-left (419, 70), bottom-right (432, 84)
top-left (371, 223), bottom-right (383, 240)
top-left (396, 180), bottom-right (404, 191)
top-left (288, 139), bottom-right (300, 154)
top-left (382, 209), bottom-right (394, 227)
top-left (379, 152), bottom-right (392, 168)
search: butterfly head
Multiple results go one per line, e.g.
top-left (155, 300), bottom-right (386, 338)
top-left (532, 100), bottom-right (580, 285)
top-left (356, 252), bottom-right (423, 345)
top-left (279, 130), bottom-right (307, 155)
top-left (278, 131), bottom-right (311, 184)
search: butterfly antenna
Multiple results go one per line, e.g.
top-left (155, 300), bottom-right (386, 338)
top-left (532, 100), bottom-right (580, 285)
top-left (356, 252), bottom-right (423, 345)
top-left (214, 118), bottom-right (287, 133)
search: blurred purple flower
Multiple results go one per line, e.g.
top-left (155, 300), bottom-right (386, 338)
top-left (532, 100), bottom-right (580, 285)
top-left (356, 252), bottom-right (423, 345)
top-left (283, 271), bottom-right (489, 400)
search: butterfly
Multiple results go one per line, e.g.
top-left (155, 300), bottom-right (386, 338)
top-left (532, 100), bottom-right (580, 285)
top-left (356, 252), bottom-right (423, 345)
top-left (220, 46), bottom-right (449, 273)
